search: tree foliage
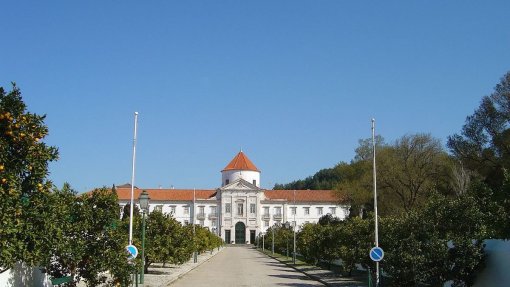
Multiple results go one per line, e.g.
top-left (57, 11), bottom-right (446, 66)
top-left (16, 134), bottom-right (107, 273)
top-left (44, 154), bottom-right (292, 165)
top-left (137, 212), bottom-right (222, 273)
top-left (274, 164), bottom-right (347, 190)
top-left (47, 186), bottom-right (131, 286)
top-left (377, 134), bottom-right (453, 213)
top-left (0, 84), bottom-right (59, 271)
top-left (337, 133), bottom-right (454, 216)
top-left (448, 71), bottom-right (510, 189)
top-left (380, 191), bottom-right (490, 286)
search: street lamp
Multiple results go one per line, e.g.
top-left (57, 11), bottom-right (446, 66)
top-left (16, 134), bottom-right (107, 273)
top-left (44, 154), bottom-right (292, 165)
top-left (138, 190), bottom-right (150, 284)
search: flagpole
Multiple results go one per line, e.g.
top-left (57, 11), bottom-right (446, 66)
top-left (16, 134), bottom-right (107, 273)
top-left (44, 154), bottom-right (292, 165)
top-left (193, 188), bottom-right (197, 263)
top-left (372, 118), bottom-right (380, 286)
top-left (128, 112), bottom-right (139, 245)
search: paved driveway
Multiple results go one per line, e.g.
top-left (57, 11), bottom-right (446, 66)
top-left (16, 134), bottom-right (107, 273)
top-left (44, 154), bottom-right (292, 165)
top-left (169, 246), bottom-right (325, 287)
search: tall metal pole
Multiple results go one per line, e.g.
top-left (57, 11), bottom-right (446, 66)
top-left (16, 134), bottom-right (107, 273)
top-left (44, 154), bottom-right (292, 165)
top-left (372, 118), bottom-right (380, 286)
top-left (293, 190), bottom-right (296, 264)
top-left (128, 112), bottom-right (138, 245)
top-left (262, 233), bottom-right (265, 251)
top-left (193, 188), bottom-right (197, 263)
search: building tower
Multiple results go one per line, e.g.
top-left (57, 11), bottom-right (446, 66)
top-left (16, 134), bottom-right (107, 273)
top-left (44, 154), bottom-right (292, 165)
top-left (221, 151), bottom-right (260, 187)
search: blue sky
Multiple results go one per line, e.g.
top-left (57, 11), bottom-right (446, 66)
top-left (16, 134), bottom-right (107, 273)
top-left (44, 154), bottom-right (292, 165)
top-left (1, 1), bottom-right (509, 192)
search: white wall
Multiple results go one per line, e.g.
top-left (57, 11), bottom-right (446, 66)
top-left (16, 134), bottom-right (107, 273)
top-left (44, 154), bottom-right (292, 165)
top-left (222, 170), bottom-right (260, 187)
top-left (258, 202), bottom-right (348, 233)
top-left (0, 263), bottom-right (53, 287)
top-left (473, 239), bottom-right (510, 287)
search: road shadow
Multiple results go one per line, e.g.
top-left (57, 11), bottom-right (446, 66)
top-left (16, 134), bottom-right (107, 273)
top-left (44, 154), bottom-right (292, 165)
top-left (275, 283), bottom-right (325, 287)
top-left (269, 274), bottom-right (313, 280)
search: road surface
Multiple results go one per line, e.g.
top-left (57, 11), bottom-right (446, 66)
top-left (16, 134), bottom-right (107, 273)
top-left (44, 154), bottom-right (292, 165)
top-left (170, 246), bottom-right (324, 287)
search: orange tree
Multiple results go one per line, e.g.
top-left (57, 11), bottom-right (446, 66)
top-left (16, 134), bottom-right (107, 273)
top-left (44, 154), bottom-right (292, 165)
top-left (47, 185), bottom-right (131, 286)
top-left (0, 84), bottom-right (58, 272)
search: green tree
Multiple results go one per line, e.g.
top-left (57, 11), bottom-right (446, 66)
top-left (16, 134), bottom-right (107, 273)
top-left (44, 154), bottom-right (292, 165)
top-left (448, 71), bottom-right (510, 189)
top-left (143, 210), bottom-right (181, 272)
top-left (378, 134), bottom-right (453, 213)
top-left (44, 185), bottom-right (131, 286)
top-left (334, 160), bottom-right (373, 218)
top-left (0, 84), bottom-right (59, 272)
top-left (337, 216), bottom-right (372, 276)
top-left (45, 183), bottom-right (84, 285)
top-left (296, 223), bottom-right (323, 265)
top-left (316, 215), bottom-right (342, 269)
top-left (75, 187), bottom-right (131, 286)
top-left (380, 191), bottom-right (489, 286)
top-left (338, 134), bottom-right (454, 216)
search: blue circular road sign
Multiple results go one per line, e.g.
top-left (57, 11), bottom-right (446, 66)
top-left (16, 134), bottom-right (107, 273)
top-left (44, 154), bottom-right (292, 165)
top-left (369, 246), bottom-right (384, 262)
top-left (126, 244), bottom-right (138, 260)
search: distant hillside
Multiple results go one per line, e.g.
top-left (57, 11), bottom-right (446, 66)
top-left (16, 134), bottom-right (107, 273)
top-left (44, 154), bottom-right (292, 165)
top-left (273, 163), bottom-right (347, 190)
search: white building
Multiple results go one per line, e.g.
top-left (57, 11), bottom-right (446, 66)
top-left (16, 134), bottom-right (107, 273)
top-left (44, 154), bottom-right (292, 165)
top-left (117, 151), bottom-right (349, 244)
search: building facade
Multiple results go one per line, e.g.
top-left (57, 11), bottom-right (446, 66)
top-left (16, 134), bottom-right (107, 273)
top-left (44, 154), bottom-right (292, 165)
top-left (117, 151), bottom-right (348, 244)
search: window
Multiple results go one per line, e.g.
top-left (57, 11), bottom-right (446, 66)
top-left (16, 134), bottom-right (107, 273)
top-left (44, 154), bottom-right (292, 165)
top-left (275, 220), bottom-right (281, 225)
top-left (212, 220), bottom-right (217, 227)
top-left (169, 206), bottom-right (176, 214)
top-left (250, 203), bottom-right (256, 214)
top-left (275, 207), bottom-right (282, 215)
top-left (226, 203), bottom-right (231, 213)
top-left (237, 203), bottom-right (243, 216)
top-left (253, 179), bottom-right (257, 186)
top-left (292, 221), bottom-right (296, 227)
top-left (317, 207), bottom-right (323, 215)
top-left (154, 205), bottom-right (163, 212)
top-left (263, 207), bottom-right (269, 215)
top-left (291, 207), bottom-right (297, 215)
top-left (210, 206), bottom-right (217, 215)
top-left (184, 220), bottom-right (189, 225)
top-left (264, 221), bottom-right (269, 227)
top-left (225, 179), bottom-right (229, 185)
top-left (330, 207), bottom-right (336, 215)
top-left (199, 220), bottom-right (204, 226)
top-left (304, 207), bottom-right (310, 215)
top-left (184, 206), bottom-right (190, 215)
top-left (199, 206), bottom-right (205, 214)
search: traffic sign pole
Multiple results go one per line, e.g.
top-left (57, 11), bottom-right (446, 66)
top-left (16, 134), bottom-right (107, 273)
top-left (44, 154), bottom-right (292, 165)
top-left (372, 119), bottom-right (380, 286)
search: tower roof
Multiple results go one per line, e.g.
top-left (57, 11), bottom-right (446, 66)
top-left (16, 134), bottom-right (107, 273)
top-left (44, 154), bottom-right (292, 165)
top-left (222, 151), bottom-right (260, 172)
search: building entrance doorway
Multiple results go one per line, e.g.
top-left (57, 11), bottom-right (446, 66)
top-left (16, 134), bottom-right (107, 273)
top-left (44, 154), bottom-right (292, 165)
top-left (225, 230), bottom-right (231, 244)
top-left (250, 230), bottom-right (256, 244)
top-left (235, 222), bottom-right (246, 244)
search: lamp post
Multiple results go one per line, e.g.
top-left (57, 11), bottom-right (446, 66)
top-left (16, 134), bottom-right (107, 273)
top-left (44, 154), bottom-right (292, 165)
top-left (138, 190), bottom-right (150, 284)
top-left (262, 233), bottom-right (265, 251)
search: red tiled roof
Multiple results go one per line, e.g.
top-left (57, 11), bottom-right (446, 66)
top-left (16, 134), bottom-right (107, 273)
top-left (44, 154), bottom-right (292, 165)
top-left (114, 187), bottom-right (344, 203)
top-left (264, 190), bottom-right (345, 203)
top-left (116, 188), bottom-right (217, 201)
top-left (222, 151), bottom-right (259, 172)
